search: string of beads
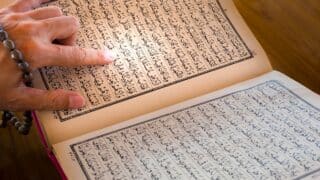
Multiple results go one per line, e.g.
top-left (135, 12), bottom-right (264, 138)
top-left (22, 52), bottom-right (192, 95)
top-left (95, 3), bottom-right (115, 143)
top-left (0, 25), bottom-right (33, 135)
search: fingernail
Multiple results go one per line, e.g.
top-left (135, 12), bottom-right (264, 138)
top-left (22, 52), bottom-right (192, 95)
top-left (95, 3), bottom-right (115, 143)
top-left (69, 95), bottom-right (85, 108)
top-left (103, 51), bottom-right (115, 63)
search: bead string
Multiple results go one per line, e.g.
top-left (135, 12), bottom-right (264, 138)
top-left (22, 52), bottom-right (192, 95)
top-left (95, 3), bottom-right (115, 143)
top-left (0, 25), bottom-right (33, 135)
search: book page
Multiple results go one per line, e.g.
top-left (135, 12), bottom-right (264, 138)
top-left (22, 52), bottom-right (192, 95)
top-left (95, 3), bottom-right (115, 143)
top-left (32, 0), bottom-right (272, 144)
top-left (53, 71), bottom-right (320, 180)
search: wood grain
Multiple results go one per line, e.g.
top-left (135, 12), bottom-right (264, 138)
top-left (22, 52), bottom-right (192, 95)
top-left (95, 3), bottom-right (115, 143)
top-left (1, 1), bottom-right (319, 179)
top-left (235, 0), bottom-right (320, 93)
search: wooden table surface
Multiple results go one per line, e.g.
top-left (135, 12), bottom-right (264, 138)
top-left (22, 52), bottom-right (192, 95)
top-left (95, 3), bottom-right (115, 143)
top-left (1, 1), bottom-right (319, 179)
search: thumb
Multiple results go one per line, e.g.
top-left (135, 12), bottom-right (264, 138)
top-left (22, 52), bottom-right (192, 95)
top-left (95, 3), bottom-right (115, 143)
top-left (13, 87), bottom-right (85, 110)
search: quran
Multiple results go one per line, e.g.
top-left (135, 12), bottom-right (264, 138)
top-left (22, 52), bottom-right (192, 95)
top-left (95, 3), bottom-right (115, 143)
top-left (2, 0), bottom-right (320, 179)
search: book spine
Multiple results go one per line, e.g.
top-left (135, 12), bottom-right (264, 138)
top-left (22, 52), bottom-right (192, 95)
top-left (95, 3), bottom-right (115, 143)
top-left (32, 112), bottom-right (68, 180)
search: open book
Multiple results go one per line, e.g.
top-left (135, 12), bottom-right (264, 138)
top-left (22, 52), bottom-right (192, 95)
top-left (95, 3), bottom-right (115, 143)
top-left (2, 0), bottom-right (320, 179)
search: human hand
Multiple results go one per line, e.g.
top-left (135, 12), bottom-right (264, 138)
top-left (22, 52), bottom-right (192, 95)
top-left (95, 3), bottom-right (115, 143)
top-left (0, 0), bottom-right (113, 111)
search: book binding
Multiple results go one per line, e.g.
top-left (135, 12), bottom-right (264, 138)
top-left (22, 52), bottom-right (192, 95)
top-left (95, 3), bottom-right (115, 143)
top-left (32, 112), bottom-right (67, 180)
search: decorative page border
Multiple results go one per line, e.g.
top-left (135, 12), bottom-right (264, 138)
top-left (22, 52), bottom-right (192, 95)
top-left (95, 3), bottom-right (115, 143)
top-left (70, 80), bottom-right (320, 179)
top-left (40, 0), bottom-right (253, 121)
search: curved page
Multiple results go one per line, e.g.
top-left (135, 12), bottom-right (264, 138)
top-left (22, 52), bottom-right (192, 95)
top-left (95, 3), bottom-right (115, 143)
top-left (28, 0), bottom-right (273, 144)
top-left (54, 71), bottom-right (320, 180)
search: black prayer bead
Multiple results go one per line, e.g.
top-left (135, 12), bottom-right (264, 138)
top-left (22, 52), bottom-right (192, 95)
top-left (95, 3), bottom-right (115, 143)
top-left (1, 111), bottom-right (13, 127)
top-left (4, 111), bottom-right (13, 120)
top-left (14, 121), bottom-right (21, 128)
top-left (18, 125), bottom-right (29, 135)
top-left (0, 112), bottom-right (7, 128)
top-left (22, 114), bottom-right (32, 123)
top-left (1, 27), bottom-right (33, 135)
top-left (8, 116), bottom-right (18, 125)
top-left (3, 39), bottom-right (15, 50)
top-left (0, 30), bottom-right (8, 41)
top-left (23, 111), bottom-right (32, 118)
top-left (17, 61), bottom-right (30, 73)
top-left (25, 80), bottom-right (33, 87)
top-left (24, 117), bottom-right (32, 123)
top-left (24, 111), bottom-right (32, 118)
top-left (10, 49), bottom-right (23, 62)
top-left (23, 121), bottom-right (32, 127)
top-left (23, 72), bottom-right (33, 82)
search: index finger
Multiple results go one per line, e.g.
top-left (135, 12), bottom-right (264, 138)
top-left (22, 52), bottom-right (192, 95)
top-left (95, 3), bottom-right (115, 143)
top-left (38, 45), bottom-right (114, 67)
top-left (9, 0), bottom-right (52, 13)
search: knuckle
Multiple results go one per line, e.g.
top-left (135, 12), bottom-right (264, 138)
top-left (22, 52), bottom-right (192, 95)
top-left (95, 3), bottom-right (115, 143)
top-left (46, 91), bottom-right (68, 109)
top-left (54, 45), bottom-right (65, 57)
top-left (74, 47), bottom-right (87, 63)
top-left (51, 45), bottom-right (88, 66)
top-left (50, 6), bottom-right (63, 16)
top-left (1, 92), bottom-right (24, 111)
top-left (36, 102), bottom-right (47, 110)
top-left (40, 19), bottom-right (51, 29)
top-left (4, 13), bottom-right (22, 22)
top-left (0, 13), bottom-right (22, 30)
top-left (69, 16), bottom-right (78, 24)
top-left (19, 21), bottom-right (38, 33)
top-left (0, 7), bottom-right (12, 16)
top-left (68, 16), bottom-right (80, 30)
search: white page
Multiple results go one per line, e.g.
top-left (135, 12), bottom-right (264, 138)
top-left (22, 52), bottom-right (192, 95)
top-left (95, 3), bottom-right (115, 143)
top-left (33, 0), bottom-right (272, 144)
top-left (54, 71), bottom-right (320, 180)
